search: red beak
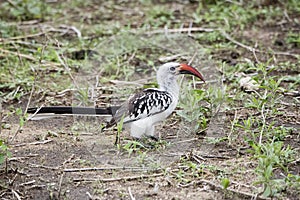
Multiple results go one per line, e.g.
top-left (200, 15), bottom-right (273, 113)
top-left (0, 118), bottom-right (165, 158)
top-left (179, 64), bottom-right (205, 83)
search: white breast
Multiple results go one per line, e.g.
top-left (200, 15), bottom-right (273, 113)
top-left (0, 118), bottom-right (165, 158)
top-left (126, 96), bottom-right (178, 138)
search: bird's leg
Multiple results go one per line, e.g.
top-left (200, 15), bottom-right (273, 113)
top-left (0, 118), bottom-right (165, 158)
top-left (145, 125), bottom-right (159, 141)
top-left (134, 138), bottom-right (154, 149)
top-left (114, 132), bottom-right (120, 145)
top-left (130, 123), bottom-right (147, 139)
top-left (147, 135), bottom-right (159, 141)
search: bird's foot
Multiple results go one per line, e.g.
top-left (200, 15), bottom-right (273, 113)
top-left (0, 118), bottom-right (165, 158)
top-left (142, 135), bottom-right (168, 149)
top-left (146, 135), bottom-right (159, 142)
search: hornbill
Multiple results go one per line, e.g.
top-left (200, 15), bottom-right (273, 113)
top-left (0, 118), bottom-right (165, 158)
top-left (28, 62), bottom-right (205, 139)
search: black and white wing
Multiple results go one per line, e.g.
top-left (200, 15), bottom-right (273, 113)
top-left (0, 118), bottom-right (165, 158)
top-left (107, 88), bottom-right (173, 127)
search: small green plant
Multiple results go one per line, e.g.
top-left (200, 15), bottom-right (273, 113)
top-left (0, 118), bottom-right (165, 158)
top-left (115, 114), bottom-right (125, 146)
top-left (121, 140), bottom-right (146, 156)
top-left (16, 108), bottom-right (25, 128)
top-left (221, 178), bottom-right (230, 190)
top-left (248, 140), bottom-right (295, 197)
top-left (0, 139), bottom-right (11, 166)
top-left (286, 32), bottom-right (300, 47)
top-left (177, 88), bottom-right (209, 133)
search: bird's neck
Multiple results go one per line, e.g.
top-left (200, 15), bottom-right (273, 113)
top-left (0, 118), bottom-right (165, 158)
top-left (158, 77), bottom-right (179, 99)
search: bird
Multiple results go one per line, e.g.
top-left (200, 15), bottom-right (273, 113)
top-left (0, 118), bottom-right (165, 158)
top-left (27, 62), bottom-right (205, 140)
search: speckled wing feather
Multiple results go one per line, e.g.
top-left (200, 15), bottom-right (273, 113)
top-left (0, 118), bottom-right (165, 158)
top-left (107, 88), bottom-right (173, 127)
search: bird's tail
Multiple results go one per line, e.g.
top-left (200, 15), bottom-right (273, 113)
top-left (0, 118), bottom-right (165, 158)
top-left (27, 106), bottom-right (120, 120)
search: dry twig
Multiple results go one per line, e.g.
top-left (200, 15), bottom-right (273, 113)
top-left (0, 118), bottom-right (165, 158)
top-left (58, 172), bottom-right (65, 199)
top-left (13, 139), bottom-right (52, 147)
top-left (128, 187), bottom-right (136, 200)
top-left (0, 48), bottom-right (60, 66)
top-left (73, 173), bottom-right (164, 182)
top-left (64, 166), bottom-right (153, 172)
top-left (145, 27), bottom-right (215, 35)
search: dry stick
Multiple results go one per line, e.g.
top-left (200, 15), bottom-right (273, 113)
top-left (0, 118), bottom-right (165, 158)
top-left (26, 184), bottom-right (46, 190)
top-left (188, 52), bottom-right (198, 89)
top-left (26, 103), bottom-right (45, 120)
top-left (198, 154), bottom-right (231, 159)
top-left (109, 80), bottom-right (143, 87)
top-left (62, 154), bottom-right (75, 166)
top-left (1, 40), bottom-right (47, 48)
top-left (0, 48), bottom-right (60, 66)
top-left (0, 48), bottom-right (36, 61)
top-left (10, 63), bottom-right (36, 143)
top-left (19, 180), bottom-right (36, 187)
top-left (0, 28), bottom-right (53, 41)
top-left (57, 172), bottom-right (65, 199)
top-left (192, 152), bottom-right (206, 161)
top-left (11, 189), bottom-right (22, 200)
top-left (64, 166), bottom-right (153, 172)
top-left (145, 27), bottom-right (215, 35)
top-left (128, 187), bottom-right (136, 200)
top-left (258, 99), bottom-right (266, 145)
top-left (173, 138), bottom-right (198, 144)
top-left (55, 51), bottom-right (79, 89)
top-left (13, 139), bottom-right (52, 147)
top-left (59, 25), bottom-right (82, 38)
top-left (220, 30), bottom-right (298, 59)
top-left (8, 154), bottom-right (39, 162)
top-left (28, 163), bottom-right (60, 170)
top-left (73, 173), bottom-right (164, 182)
top-left (86, 192), bottom-right (93, 199)
top-left (192, 155), bottom-right (203, 164)
top-left (228, 110), bottom-right (238, 145)
top-left (0, 26), bottom-right (81, 41)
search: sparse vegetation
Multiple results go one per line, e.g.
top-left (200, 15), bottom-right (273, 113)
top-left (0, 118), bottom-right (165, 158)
top-left (0, 0), bottom-right (299, 199)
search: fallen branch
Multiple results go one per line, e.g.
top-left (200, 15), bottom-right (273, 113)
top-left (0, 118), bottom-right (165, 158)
top-left (28, 163), bottom-right (60, 170)
top-left (19, 180), bottom-right (36, 187)
top-left (58, 172), bottom-right (65, 199)
top-left (0, 48), bottom-right (61, 66)
top-left (13, 139), bottom-right (52, 147)
top-left (26, 185), bottom-right (47, 190)
top-left (146, 27), bottom-right (215, 35)
top-left (199, 154), bottom-right (231, 159)
top-left (73, 173), bottom-right (164, 182)
top-left (8, 154), bottom-right (39, 162)
top-left (64, 166), bottom-right (155, 172)
top-left (173, 138), bottom-right (198, 144)
top-left (0, 28), bottom-right (53, 41)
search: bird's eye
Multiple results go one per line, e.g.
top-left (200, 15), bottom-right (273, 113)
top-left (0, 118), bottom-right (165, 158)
top-left (170, 66), bottom-right (176, 71)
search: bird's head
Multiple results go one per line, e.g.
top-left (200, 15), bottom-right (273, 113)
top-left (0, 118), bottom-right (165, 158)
top-left (158, 62), bottom-right (205, 83)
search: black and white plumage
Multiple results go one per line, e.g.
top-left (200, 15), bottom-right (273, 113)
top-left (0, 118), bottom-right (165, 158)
top-left (107, 62), bottom-right (205, 138)
top-left (27, 62), bottom-right (205, 139)
top-left (108, 89), bottom-right (172, 125)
